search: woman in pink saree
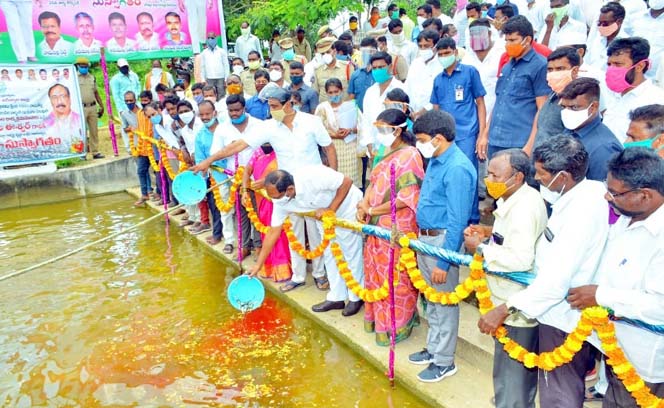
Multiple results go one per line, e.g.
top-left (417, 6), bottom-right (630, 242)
top-left (242, 144), bottom-right (292, 282)
top-left (356, 109), bottom-right (424, 346)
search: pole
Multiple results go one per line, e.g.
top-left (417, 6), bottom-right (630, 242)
top-left (234, 154), bottom-right (243, 266)
top-left (99, 48), bottom-right (119, 156)
top-left (216, 0), bottom-right (229, 52)
top-left (387, 163), bottom-right (397, 387)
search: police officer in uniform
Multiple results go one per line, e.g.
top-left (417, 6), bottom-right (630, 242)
top-left (75, 57), bottom-right (105, 159)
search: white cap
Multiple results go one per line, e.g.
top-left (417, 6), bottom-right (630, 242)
top-left (116, 58), bottom-right (129, 68)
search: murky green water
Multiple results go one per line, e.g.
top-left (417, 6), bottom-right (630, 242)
top-left (0, 193), bottom-right (425, 407)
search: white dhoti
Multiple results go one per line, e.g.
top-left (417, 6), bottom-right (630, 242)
top-left (185, 0), bottom-right (207, 54)
top-left (289, 214), bottom-right (325, 283)
top-left (0, 0), bottom-right (35, 62)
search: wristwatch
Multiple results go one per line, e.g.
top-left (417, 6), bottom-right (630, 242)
top-left (505, 301), bottom-right (518, 315)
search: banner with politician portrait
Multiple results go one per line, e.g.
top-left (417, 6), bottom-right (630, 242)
top-left (0, 0), bottom-right (223, 63)
top-left (0, 64), bottom-right (87, 165)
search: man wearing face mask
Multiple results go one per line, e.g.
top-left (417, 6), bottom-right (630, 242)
top-left (558, 77), bottom-right (623, 180)
top-left (120, 91), bottom-right (139, 156)
top-left (200, 32), bottom-right (230, 99)
top-left (464, 149), bottom-right (547, 408)
top-left (346, 16), bottom-right (364, 45)
top-left (348, 38), bottom-right (378, 114)
top-left (76, 57), bottom-right (105, 159)
top-left (633, 0), bottom-right (664, 82)
top-left (625, 104), bottom-right (664, 158)
top-left (411, 4), bottom-right (434, 42)
top-left (245, 70), bottom-right (271, 120)
top-left (533, 47), bottom-right (580, 146)
top-left (387, 19), bottom-right (418, 65)
top-left (538, 0), bottom-right (586, 49)
top-left (110, 58), bottom-right (141, 148)
top-left (585, 2), bottom-right (627, 73)
top-left (602, 37), bottom-right (664, 143)
top-left (241, 51), bottom-right (263, 96)
top-left (313, 38), bottom-right (354, 103)
top-left (235, 22), bottom-right (262, 64)
top-left (279, 37), bottom-right (308, 83)
top-left (407, 30), bottom-right (442, 115)
top-left (567, 148), bottom-right (664, 407)
top-left (292, 28), bottom-right (313, 62)
top-left (287, 61), bottom-right (319, 114)
top-left (145, 60), bottom-right (175, 101)
top-left (190, 87), bottom-right (337, 292)
top-left (482, 16), bottom-right (550, 159)
top-left (409, 110), bottom-right (476, 383)
top-left (479, 135), bottom-right (609, 407)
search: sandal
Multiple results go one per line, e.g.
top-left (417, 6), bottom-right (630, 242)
top-left (134, 196), bottom-right (148, 206)
top-left (584, 386), bottom-right (604, 402)
top-left (280, 280), bottom-right (305, 292)
top-left (223, 244), bottom-right (234, 254)
top-left (313, 276), bottom-right (329, 290)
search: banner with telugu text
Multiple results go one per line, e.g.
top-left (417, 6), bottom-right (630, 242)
top-left (0, 64), bottom-right (87, 166)
top-left (0, 0), bottom-right (222, 63)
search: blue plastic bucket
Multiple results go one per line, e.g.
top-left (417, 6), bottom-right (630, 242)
top-left (227, 275), bottom-right (265, 312)
top-left (172, 171), bottom-right (207, 205)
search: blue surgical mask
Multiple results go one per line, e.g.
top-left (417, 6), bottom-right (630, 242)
top-left (203, 118), bottom-right (217, 128)
top-left (293, 105), bottom-right (301, 112)
top-left (126, 102), bottom-right (136, 111)
top-left (329, 94), bottom-right (342, 104)
top-left (231, 112), bottom-right (247, 125)
top-left (623, 137), bottom-right (659, 149)
top-left (291, 75), bottom-right (304, 85)
top-left (282, 48), bottom-right (295, 61)
top-left (78, 66), bottom-right (89, 75)
top-left (337, 54), bottom-right (349, 61)
top-left (150, 114), bottom-right (162, 124)
top-left (194, 95), bottom-right (204, 104)
top-left (371, 67), bottom-right (391, 84)
top-left (496, 0), bottom-right (506, 5)
top-left (438, 54), bottom-right (457, 69)
top-left (481, 10), bottom-right (488, 17)
top-left (206, 38), bottom-right (217, 49)
top-left (176, 78), bottom-right (185, 85)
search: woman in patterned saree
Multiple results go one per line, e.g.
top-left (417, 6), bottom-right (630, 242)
top-left (242, 143), bottom-right (292, 282)
top-left (356, 109), bottom-right (424, 346)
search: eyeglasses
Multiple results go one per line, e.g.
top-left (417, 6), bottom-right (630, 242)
top-left (604, 181), bottom-right (639, 200)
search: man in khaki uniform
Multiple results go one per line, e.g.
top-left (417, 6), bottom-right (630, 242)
top-left (75, 57), bottom-right (105, 159)
top-left (293, 27), bottom-right (313, 61)
top-left (313, 37), bottom-right (354, 103)
top-left (366, 28), bottom-right (409, 81)
top-left (279, 37), bottom-right (308, 83)
top-left (240, 50), bottom-right (262, 96)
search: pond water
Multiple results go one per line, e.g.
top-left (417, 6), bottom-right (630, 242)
top-left (0, 193), bottom-right (426, 407)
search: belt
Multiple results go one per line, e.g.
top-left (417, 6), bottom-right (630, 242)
top-left (83, 102), bottom-right (96, 107)
top-left (419, 228), bottom-right (445, 237)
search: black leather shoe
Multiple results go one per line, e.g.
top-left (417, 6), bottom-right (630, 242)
top-left (342, 300), bottom-right (364, 316)
top-left (312, 300), bottom-right (345, 312)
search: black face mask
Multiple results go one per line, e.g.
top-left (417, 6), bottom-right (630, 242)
top-left (119, 66), bottom-right (130, 75)
top-left (261, 144), bottom-right (274, 154)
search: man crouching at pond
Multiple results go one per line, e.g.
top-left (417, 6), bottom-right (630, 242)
top-left (247, 166), bottom-right (365, 317)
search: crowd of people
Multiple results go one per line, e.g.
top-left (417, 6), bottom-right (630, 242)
top-left (76, 0), bottom-right (664, 406)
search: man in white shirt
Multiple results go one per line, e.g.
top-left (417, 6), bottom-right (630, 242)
top-left (387, 19), bottom-right (418, 66)
top-left (567, 148), bottom-right (664, 405)
top-left (538, 0), bottom-right (587, 50)
top-left (190, 87), bottom-right (338, 293)
top-left (248, 166), bottom-right (365, 316)
top-left (135, 12), bottom-right (160, 51)
top-left (73, 12), bottom-right (101, 56)
top-left (106, 12), bottom-right (136, 54)
top-left (585, 2), bottom-right (627, 73)
top-left (145, 60), bottom-right (175, 101)
top-left (38, 11), bottom-right (73, 59)
top-left (632, 1), bottom-right (664, 83)
top-left (235, 21), bottom-right (262, 64)
top-left (478, 135), bottom-right (610, 407)
top-left (524, 0), bottom-right (546, 37)
top-left (603, 37), bottom-right (664, 142)
top-left (427, 0), bottom-right (454, 24)
top-left (200, 32), bottom-right (230, 99)
top-left (407, 30), bottom-right (442, 115)
top-left (361, 51), bottom-right (406, 150)
top-left (465, 149), bottom-right (548, 408)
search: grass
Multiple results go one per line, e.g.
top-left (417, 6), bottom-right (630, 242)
top-left (54, 157), bottom-right (84, 169)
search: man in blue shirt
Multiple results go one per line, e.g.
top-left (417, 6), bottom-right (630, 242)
top-left (430, 37), bottom-right (486, 223)
top-left (559, 77), bottom-right (623, 180)
top-left (479, 16), bottom-right (550, 159)
top-left (348, 37), bottom-right (377, 112)
top-left (245, 70), bottom-right (271, 120)
top-left (286, 61), bottom-right (319, 114)
top-left (408, 110), bottom-right (477, 383)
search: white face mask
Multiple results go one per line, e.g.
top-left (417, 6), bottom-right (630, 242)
top-left (241, 27), bottom-right (251, 36)
top-left (417, 48), bottom-right (434, 60)
top-left (272, 194), bottom-right (290, 205)
top-left (179, 111), bottom-right (194, 124)
top-left (151, 67), bottom-right (162, 76)
top-left (561, 105), bottom-right (591, 130)
top-left (322, 53), bottom-right (334, 65)
top-left (539, 171), bottom-right (566, 204)
top-left (391, 32), bottom-right (405, 45)
top-left (417, 16), bottom-right (426, 27)
top-left (176, 91), bottom-right (185, 99)
top-left (269, 69), bottom-right (283, 82)
top-left (376, 130), bottom-right (397, 147)
top-left (416, 140), bottom-right (437, 158)
top-left (232, 65), bottom-right (244, 75)
top-left (649, 0), bottom-right (664, 9)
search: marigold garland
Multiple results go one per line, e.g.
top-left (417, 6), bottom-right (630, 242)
top-left (282, 212), bottom-right (335, 260)
top-left (243, 192), bottom-right (270, 234)
top-left (128, 131), bottom-right (138, 157)
top-left (209, 167), bottom-right (244, 213)
top-left (159, 146), bottom-right (178, 179)
top-left (146, 146), bottom-right (160, 171)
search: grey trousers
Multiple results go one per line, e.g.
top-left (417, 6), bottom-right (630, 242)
top-left (417, 233), bottom-right (459, 367)
top-left (603, 361), bottom-right (664, 407)
top-left (538, 324), bottom-right (594, 408)
top-left (206, 77), bottom-right (226, 99)
top-left (494, 324), bottom-right (539, 408)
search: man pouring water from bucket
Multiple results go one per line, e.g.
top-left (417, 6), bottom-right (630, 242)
top-left (247, 166), bottom-right (365, 317)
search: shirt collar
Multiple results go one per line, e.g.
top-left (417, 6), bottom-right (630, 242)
top-left (494, 183), bottom-right (530, 217)
top-left (626, 79), bottom-right (654, 98)
top-left (516, 47), bottom-right (536, 63)
top-left (431, 143), bottom-right (457, 165)
top-left (551, 178), bottom-right (590, 213)
top-left (623, 202), bottom-right (664, 236)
